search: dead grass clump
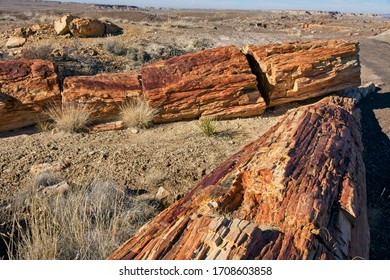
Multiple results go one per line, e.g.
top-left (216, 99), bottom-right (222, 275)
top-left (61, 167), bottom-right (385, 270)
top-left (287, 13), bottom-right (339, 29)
top-left (45, 103), bottom-right (91, 133)
top-left (35, 118), bottom-right (53, 132)
top-left (32, 172), bottom-right (62, 188)
top-left (120, 98), bottom-right (157, 129)
top-left (21, 44), bottom-right (54, 61)
top-left (198, 116), bottom-right (218, 137)
top-left (102, 39), bottom-right (127, 56)
top-left (5, 180), bottom-right (159, 260)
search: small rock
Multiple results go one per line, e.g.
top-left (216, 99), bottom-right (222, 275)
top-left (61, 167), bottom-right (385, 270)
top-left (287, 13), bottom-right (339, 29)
top-left (51, 127), bottom-right (60, 134)
top-left (156, 187), bottom-right (171, 202)
top-left (5, 36), bottom-right (26, 48)
top-left (130, 128), bottom-right (139, 134)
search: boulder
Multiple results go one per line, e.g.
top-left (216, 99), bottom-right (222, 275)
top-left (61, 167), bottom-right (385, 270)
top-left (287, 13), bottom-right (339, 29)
top-left (0, 59), bottom-right (60, 132)
top-left (104, 21), bottom-right (123, 35)
top-left (243, 40), bottom-right (361, 107)
top-left (62, 73), bottom-right (142, 121)
top-left (109, 90), bottom-right (369, 260)
top-left (69, 18), bottom-right (106, 37)
top-left (5, 36), bottom-right (26, 48)
top-left (142, 46), bottom-right (266, 122)
top-left (54, 14), bottom-right (79, 35)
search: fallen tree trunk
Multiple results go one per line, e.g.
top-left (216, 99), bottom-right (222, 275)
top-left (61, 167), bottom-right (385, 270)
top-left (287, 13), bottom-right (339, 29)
top-left (109, 88), bottom-right (371, 260)
top-left (243, 40), bottom-right (361, 107)
top-left (0, 59), bottom-right (60, 132)
top-left (142, 46), bottom-right (266, 122)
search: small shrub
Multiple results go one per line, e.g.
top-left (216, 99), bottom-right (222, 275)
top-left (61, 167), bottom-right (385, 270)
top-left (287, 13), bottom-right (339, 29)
top-left (198, 116), bottom-right (218, 137)
top-left (35, 118), bottom-right (53, 132)
top-left (21, 44), bottom-right (54, 60)
top-left (102, 39), bottom-right (127, 56)
top-left (45, 103), bottom-right (91, 133)
top-left (120, 98), bottom-right (157, 129)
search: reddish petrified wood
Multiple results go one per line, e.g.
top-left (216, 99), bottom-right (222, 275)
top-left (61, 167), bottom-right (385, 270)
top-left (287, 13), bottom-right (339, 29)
top-left (62, 73), bottom-right (142, 121)
top-left (0, 59), bottom-right (60, 132)
top-left (141, 46), bottom-right (266, 122)
top-left (109, 91), bottom-right (369, 260)
top-left (243, 40), bottom-right (361, 107)
top-left (87, 121), bottom-right (125, 133)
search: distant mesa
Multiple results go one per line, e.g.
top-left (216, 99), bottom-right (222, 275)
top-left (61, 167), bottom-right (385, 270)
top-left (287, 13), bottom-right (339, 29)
top-left (53, 14), bottom-right (123, 37)
top-left (92, 4), bottom-right (140, 10)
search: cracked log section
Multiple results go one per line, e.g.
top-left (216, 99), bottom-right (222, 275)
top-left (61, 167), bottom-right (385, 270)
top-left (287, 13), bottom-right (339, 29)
top-left (0, 59), bottom-right (60, 132)
top-left (62, 73), bottom-right (142, 121)
top-left (109, 92), bottom-right (369, 260)
top-left (142, 46), bottom-right (266, 122)
top-left (243, 40), bottom-right (361, 107)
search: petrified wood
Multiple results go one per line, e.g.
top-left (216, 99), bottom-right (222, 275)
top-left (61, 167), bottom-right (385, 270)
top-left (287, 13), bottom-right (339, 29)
top-left (0, 59), bottom-right (60, 132)
top-left (243, 40), bottom-right (361, 107)
top-left (62, 73), bottom-right (142, 121)
top-left (142, 46), bottom-right (266, 122)
top-left (109, 90), bottom-right (369, 260)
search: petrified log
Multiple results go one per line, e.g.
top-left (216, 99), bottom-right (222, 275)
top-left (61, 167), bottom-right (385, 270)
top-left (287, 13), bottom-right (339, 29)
top-left (142, 46), bottom-right (266, 122)
top-left (62, 73), bottom-right (142, 121)
top-left (0, 59), bottom-right (60, 132)
top-left (109, 89), bottom-right (370, 260)
top-left (243, 40), bottom-right (361, 107)
top-left (87, 121), bottom-right (125, 133)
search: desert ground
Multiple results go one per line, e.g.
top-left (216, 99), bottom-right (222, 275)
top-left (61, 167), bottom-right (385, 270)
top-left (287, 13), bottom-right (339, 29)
top-left (0, 0), bottom-right (389, 259)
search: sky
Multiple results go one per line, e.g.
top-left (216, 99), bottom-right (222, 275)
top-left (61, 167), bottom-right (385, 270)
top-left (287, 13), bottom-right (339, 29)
top-left (51, 0), bottom-right (390, 14)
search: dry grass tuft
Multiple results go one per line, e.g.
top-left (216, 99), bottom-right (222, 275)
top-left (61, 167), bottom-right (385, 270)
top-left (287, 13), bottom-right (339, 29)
top-left (45, 103), bottom-right (92, 133)
top-left (102, 39), bottom-right (127, 56)
top-left (120, 98), bottom-right (158, 129)
top-left (21, 44), bottom-right (54, 61)
top-left (5, 179), bottom-right (159, 260)
top-left (35, 118), bottom-right (53, 132)
top-left (198, 116), bottom-right (218, 137)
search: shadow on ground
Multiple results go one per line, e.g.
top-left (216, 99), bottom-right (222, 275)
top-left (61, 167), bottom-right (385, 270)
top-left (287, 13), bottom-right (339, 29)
top-left (359, 89), bottom-right (390, 260)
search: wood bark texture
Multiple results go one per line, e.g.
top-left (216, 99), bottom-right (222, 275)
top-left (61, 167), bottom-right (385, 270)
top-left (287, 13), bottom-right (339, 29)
top-left (109, 91), bottom-right (369, 260)
top-left (62, 73), bottom-right (142, 121)
top-left (0, 59), bottom-right (60, 132)
top-left (243, 40), bottom-right (361, 107)
top-left (141, 46), bottom-right (266, 122)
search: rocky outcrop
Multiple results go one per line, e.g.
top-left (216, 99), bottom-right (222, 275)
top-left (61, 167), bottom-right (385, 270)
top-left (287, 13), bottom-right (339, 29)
top-left (69, 18), bottom-right (106, 37)
top-left (0, 59), bottom-right (60, 132)
top-left (108, 89), bottom-right (370, 260)
top-left (54, 14), bottom-right (79, 35)
top-left (142, 46), bottom-right (266, 122)
top-left (243, 40), bottom-right (361, 107)
top-left (62, 73), bottom-right (142, 121)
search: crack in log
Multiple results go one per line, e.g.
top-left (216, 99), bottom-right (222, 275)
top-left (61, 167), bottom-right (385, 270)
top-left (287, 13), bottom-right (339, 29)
top-left (245, 53), bottom-right (271, 106)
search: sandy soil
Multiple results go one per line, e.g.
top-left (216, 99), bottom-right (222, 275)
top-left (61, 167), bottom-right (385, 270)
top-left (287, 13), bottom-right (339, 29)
top-left (0, 0), bottom-right (389, 259)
